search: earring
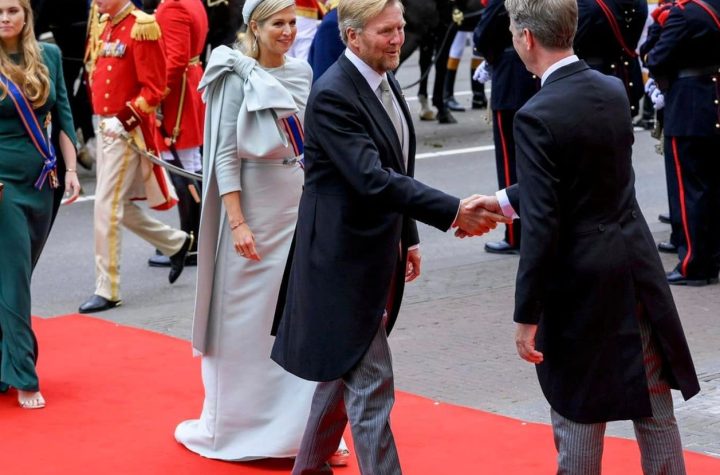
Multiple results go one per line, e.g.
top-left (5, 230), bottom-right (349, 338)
top-left (252, 37), bottom-right (258, 52)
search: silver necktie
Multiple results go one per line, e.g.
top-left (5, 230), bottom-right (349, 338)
top-left (379, 77), bottom-right (403, 144)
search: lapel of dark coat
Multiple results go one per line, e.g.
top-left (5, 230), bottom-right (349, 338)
top-left (338, 55), bottom-right (407, 175)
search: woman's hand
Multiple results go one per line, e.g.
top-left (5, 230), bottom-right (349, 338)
top-left (63, 171), bottom-right (81, 205)
top-left (232, 223), bottom-right (261, 261)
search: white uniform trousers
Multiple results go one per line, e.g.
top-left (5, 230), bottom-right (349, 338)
top-left (94, 131), bottom-right (186, 301)
top-left (287, 16), bottom-right (319, 62)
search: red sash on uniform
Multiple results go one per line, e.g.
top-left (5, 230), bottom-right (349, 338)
top-left (594, 0), bottom-right (639, 58)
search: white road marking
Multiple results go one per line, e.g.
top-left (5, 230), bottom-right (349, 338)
top-left (416, 144), bottom-right (495, 160)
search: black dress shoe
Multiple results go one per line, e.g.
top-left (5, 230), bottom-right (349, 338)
top-left (472, 95), bottom-right (488, 109)
top-left (78, 294), bottom-right (122, 314)
top-left (666, 270), bottom-right (719, 287)
top-left (658, 213), bottom-right (671, 224)
top-left (657, 241), bottom-right (678, 253)
top-left (169, 233), bottom-right (194, 284)
top-left (148, 251), bottom-right (197, 268)
top-left (445, 97), bottom-right (466, 112)
top-left (437, 109), bottom-right (457, 124)
top-left (484, 240), bottom-right (520, 255)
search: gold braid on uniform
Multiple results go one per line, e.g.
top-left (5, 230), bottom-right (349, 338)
top-left (85, 3), bottom-right (107, 82)
top-left (130, 11), bottom-right (162, 42)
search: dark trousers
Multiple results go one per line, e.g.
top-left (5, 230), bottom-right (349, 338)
top-left (492, 109), bottom-right (521, 247)
top-left (663, 136), bottom-right (684, 248)
top-left (665, 135), bottom-right (720, 278)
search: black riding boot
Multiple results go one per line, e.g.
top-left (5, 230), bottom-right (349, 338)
top-left (471, 67), bottom-right (488, 109)
top-left (444, 68), bottom-right (465, 112)
top-left (148, 174), bottom-right (201, 267)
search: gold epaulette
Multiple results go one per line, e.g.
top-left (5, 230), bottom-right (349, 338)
top-left (85, 2), bottom-right (107, 81)
top-left (131, 10), bottom-right (162, 41)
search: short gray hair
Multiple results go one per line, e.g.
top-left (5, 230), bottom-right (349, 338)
top-left (337, 0), bottom-right (404, 45)
top-left (505, 0), bottom-right (577, 50)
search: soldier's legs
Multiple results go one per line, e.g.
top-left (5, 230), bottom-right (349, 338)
top-left (668, 136), bottom-right (720, 279)
top-left (470, 55), bottom-right (487, 109)
top-left (444, 31), bottom-right (466, 111)
top-left (93, 135), bottom-right (185, 300)
top-left (122, 201), bottom-right (185, 256)
top-left (488, 109), bottom-right (521, 250)
top-left (663, 137), bottom-right (684, 249)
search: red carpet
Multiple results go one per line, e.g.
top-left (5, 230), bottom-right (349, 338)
top-left (1, 315), bottom-right (718, 474)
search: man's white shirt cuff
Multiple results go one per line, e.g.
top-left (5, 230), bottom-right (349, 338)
top-left (496, 189), bottom-right (519, 219)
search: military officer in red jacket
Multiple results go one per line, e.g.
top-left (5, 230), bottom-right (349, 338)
top-left (145, 0), bottom-right (208, 267)
top-left (288, 0), bottom-right (327, 60)
top-left (79, 0), bottom-right (193, 314)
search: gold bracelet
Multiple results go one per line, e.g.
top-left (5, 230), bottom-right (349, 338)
top-left (230, 220), bottom-right (246, 230)
top-left (66, 169), bottom-right (77, 173)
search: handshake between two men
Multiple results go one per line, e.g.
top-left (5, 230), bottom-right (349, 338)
top-left (404, 194), bottom-right (512, 283)
top-left (453, 194), bottom-right (513, 238)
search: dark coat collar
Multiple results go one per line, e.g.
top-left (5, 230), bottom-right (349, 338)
top-left (543, 60), bottom-right (591, 87)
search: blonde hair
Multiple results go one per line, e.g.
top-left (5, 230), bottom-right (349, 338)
top-left (0, 0), bottom-right (51, 108)
top-left (241, 0), bottom-right (296, 59)
top-left (337, 0), bottom-right (404, 45)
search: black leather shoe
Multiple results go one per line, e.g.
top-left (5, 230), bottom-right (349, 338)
top-left (658, 213), bottom-right (671, 224)
top-left (445, 97), bottom-right (466, 112)
top-left (484, 240), bottom-right (520, 255)
top-left (437, 109), bottom-right (457, 124)
top-left (148, 251), bottom-right (197, 268)
top-left (657, 241), bottom-right (677, 253)
top-left (666, 270), bottom-right (719, 287)
top-left (169, 233), bottom-right (194, 284)
top-left (78, 294), bottom-right (122, 314)
top-left (472, 95), bottom-right (488, 109)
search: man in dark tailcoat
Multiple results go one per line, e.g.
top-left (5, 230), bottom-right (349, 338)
top-left (271, 1), bottom-right (510, 472)
top-left (498, 0), bottom-right (700, 472)
top-left (646, 0), bottom-right (720, 286)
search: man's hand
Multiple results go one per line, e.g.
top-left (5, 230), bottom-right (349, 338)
top-left (99, 117), bottom-right (126, 144)
top-left (453, 194), bottom-right (512, 237)
top-left (515, 323), bottom-right (544, 364)
top-left (405, 247), bottom-right (421, 282)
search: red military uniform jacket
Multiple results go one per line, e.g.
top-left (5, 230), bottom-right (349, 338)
top-left (90, 3), bottom-right (167, 153)
top-left (296, 0), bottom-right (328, 19)
top-left (154, 0), bottom-right (208, 152)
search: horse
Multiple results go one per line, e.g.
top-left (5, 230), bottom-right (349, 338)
top-left (400, 0), bottom-right (483, 122)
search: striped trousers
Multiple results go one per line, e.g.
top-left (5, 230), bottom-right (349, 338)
top-left (291, 318), bottom-right (401, 475)
top-left (551, 314), bottom-right (686, 475)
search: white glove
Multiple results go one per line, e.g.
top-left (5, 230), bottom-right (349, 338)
top-left (650, 87), bottom-right (665, 110)
top-left (644, 77), bottom-right (657, 95)
top-left (473, 60), bottom-right (492, 83)
top-left (99, 117), bottom-right (126, 144)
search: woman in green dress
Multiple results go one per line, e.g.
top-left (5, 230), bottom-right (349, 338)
top-left (0, 0), bottom-right (81, 409)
